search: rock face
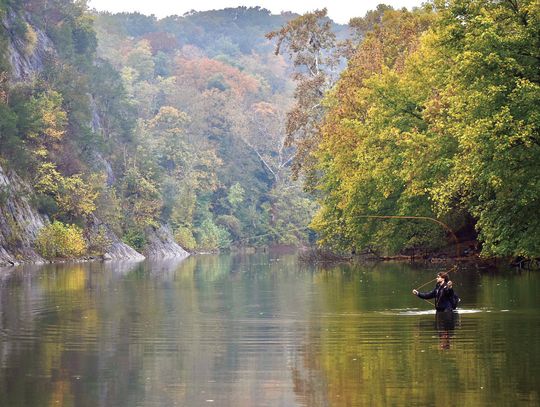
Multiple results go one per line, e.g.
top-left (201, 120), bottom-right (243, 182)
top-left (4, 10), bottom-right (54, 81)
top-left (0, 166), bottom-right (47, 266)
top-left (0, 10), bottom-right (189, 265)
top-left (144, 225), bottom-right (190, 260)
top-left (87, 216), bottom-right (145, 261)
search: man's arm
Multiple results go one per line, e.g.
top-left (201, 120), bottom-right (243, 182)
top-left (414, 287), bottom-right (437, 299)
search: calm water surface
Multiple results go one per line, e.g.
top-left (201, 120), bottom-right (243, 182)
top-left (0, 253), bottom-right (539, 406)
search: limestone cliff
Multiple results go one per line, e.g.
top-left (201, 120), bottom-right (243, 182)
top-left (144, 225), bottom-right (190, 260)
top-left (0, 166), bottom-right (47, 266)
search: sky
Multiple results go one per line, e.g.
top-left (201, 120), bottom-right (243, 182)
top-left (87, 0), bottom-right (424, 24)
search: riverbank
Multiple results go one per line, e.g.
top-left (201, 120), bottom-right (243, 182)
top-left (297, 245), bottom-right (539, 270)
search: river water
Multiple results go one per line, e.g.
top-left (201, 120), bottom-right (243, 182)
top-left (0, 252), bottom-right (538, 406)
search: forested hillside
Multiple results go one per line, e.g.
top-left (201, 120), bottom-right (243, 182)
top-left (91, 7), bottom-right (337, 251)
top-left (0, 2), bottom-right (340, 263)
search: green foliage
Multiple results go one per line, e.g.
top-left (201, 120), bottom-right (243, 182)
top-left (95, 186), bottom-right (123, 235)
top-left (227, 182), bottom-right (244, 210)
top-left (91, 8), bottom-right (319, 249)
top-left (72, 14), bottom-right (98, 55)
top-left (31, 193), bottom-right (58, 217)
top-left (427, 0), bottom-right (540, 258)
top-left (122, 163), bottom-right (162, 228)
top-left (35, 221), bottom-right (87, 259)
top-left (33, 163), bottom-right (98, 221)
top-left (18, 88), bottom-right (67, 151)
top-left (174, 226), bottom-right (197, 251)
top-left (312, 1), bottom-right (540, 258)
top-left (86, 225), bottom-right (112, 256)
top-left (89, 59), bottom-right (135, 142)
top-left (127, 41), bottom-right (155, 81)
top-left (197, 218), bottom-right (232, 251)
top-left (122, 228), bottom-right (147, 252)
top-left (268, 182), bottom-right (317, 244)
top-left (216, 215), bottom-right (243, 239)
top-left (2, 3), bottom-right (322, 255)
top-left (56, 174), bottom-right (98, 220)
top-left (0, 102), bottom-right (19, 159)
top-left (313, 7), bottom-right (439, 255)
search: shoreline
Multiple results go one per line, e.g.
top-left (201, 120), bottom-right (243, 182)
top-left (2, 247), bottom-right (538, 271)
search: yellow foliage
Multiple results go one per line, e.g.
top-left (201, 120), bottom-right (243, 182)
top-left (24, 23), bottom-right (38, 56)
top-left (35, 221), bottom-right (87, 259)
top-left (56, 174), bottom-right (98, 218)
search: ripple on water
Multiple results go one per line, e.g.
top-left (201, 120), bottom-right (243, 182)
top-left (378, 308), bottom-right (491, 316)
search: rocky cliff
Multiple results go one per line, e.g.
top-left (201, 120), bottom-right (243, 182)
top-left (0, 165), bottom-right (47, 266)
top-left (0, 166), bottom-right (150, 266)
top-left (144, 225), bottom-right (190, 260)
top-left (87, 216), bottom-right (145, 261)
top-left (0, 6), bottom-right (190, 266)
top-left (3, 10), bottom-right (54, 81)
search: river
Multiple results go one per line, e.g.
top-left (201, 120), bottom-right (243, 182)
top-left (0, 252), bottom-right (539, 406)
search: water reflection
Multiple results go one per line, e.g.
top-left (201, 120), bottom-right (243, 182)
top-left (0, 254), bottom-right (539, 406)
top-left (435, 311), bottom-right (458, 350)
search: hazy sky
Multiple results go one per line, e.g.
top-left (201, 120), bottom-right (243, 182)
top-left (87, 0), bottom-right (424, 24)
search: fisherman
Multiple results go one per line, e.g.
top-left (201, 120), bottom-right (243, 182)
top-left (412, 272), bottom-right (458, 312)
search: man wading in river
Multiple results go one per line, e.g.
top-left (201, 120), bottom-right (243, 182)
top-left (412, 272), bottom-right (458, 312)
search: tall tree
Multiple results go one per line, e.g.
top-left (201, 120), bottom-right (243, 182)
top-left (428, 0), bottom-right (540, 257)
top-left (312, 7), bottom-right (437, 254)
top-left (266, 9), bottom-right (340, 182)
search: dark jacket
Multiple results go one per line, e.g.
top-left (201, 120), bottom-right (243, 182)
top-left (417, 283), bottom-right (456, 312)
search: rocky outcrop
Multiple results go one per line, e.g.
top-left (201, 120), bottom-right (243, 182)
top-left (3, 10), bottom-right (54, 81)
top-left (0, 166), bottom-right (47, 266)
top-left (0, 165), bottom-right (190, 265)
top-left (87, 216), bottom-right (145, 261)
top-left (144, 225), bottom-right (190, 259)
top-left (102, 232), bottom-right (145, 261)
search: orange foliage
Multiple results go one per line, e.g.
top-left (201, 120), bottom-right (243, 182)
top-left (174, 56), bottom-right (260, 97)
top-left (142, 32), bottom-right (179, 54)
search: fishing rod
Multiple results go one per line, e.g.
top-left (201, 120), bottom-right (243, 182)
top-left (415, 265), bottom-right (458, 291)
top-left (353, 215), bottom-right (461, 308)
top-left (413, 265), bottom-right (458, 308)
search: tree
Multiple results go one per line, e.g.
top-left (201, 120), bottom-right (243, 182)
top-left (312, 0), bottom-right (540, 259)
top-left (126, 40), bottom-right (155, 81)
top-left (234, 100), bottom-right (294, 185)
top-left (427, 0), bottom-right (540, 257)
top-left (312, 7), bottom-right (439, 254)
top-left (266, 9), bottom-right (341, 181)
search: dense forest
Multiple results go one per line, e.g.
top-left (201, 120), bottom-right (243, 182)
top-left (0, 0), bottom-right (538, 262)
top-left (266, 1), bottom-right (539, 260)
top-left (304, 0), bottom-right (539, 260)
top-left (0, 1), bottom-right (337, 259)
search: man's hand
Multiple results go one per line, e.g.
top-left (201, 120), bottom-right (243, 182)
top-left (412, 289), bottom-right (418, 295)
top-left (447, 281), bottom-right (453, 289)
